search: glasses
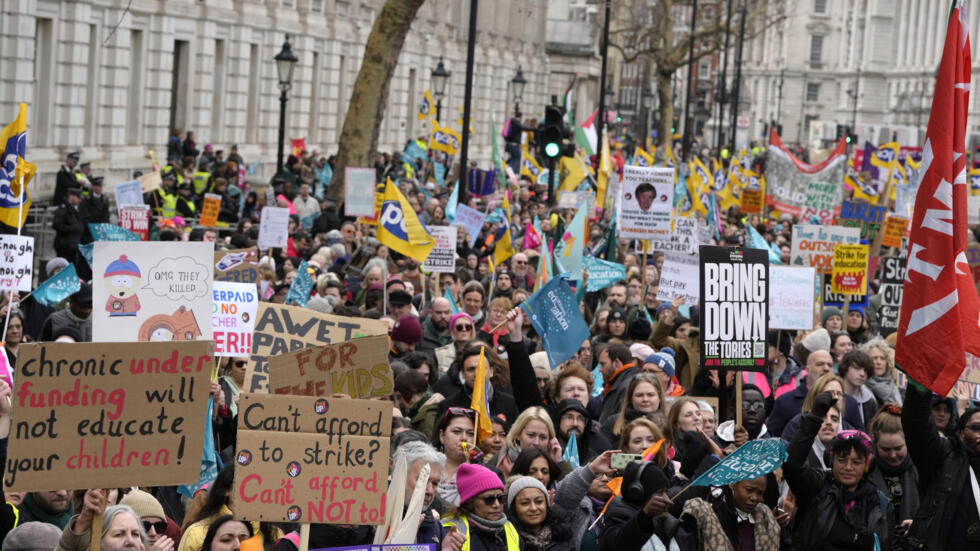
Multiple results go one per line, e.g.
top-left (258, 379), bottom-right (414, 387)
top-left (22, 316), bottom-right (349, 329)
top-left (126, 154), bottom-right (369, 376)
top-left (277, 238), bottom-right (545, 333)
top-left (440, 407), bottom-right (477, 429)
top-left (142, 520), bottom-right (167, 534)
top-left (233, 361), bottom-right (247, 367)
top-left (454, 324), bottom-right (474, 331)
top-left (514, 260), bottom-right (527, 264)
top-left (478, 494), bottom-right (507, 506)
top-left (965, 424), bottom-right (980, 433)
top-left (742, 401), bottom-right (765, 411)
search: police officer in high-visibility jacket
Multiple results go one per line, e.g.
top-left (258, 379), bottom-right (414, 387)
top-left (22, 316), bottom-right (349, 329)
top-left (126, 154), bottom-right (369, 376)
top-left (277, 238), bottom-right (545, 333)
top-left (441, 464), bottom-right (520, 551)
top-left (154, 172), bottom-right (178, 218)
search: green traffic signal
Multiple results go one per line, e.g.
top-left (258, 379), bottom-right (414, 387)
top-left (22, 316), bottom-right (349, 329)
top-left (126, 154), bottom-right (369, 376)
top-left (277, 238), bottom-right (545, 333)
top-left (545, 142), bottom-right (560, 157)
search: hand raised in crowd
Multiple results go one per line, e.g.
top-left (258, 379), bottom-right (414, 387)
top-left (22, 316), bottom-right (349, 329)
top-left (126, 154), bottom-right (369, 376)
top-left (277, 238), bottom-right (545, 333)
top-left (671, 295), bottom-right (686, 310)
top-left (151, 535), bottom-right (176, 551)
top-left (699, 428), bottom-right (725, 458)
top-left (810, 390), bottom-right (837, 419)
top-left (506, 307), bottom-right (524, 343)
top-left (775, 491), bottom-right (796, 528)
top-left (733, 424), bottom-right (749, 448)
top-left (441, 525), bottom-right (466, 551)
top-left (74, 488), bottom-right (107, 534)
top-left (588, 449), bottom-right (621, 477)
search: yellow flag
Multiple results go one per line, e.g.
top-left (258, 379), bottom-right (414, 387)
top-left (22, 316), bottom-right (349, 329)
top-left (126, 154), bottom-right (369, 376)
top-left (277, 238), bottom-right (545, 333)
top-left (558, 155), bottom-right (586, 192)
top-left (429, 119), bottom-right (461, 156)
top-left (520, 150), bottom-right (543, 179)
top-left (633, 147), bottom-right (654, 167)
top-left (596, 133), bottom-right (612, 210)
top-left (470, 346), bottom-right (493, 443)
top-left (0, 103), bottom-right (36, 228)
top-left (493, 209), bottom-right (516, 266)
top-left (418, 90), bottom-right (434, 121)
top-left (376, 179), bottom-right (436, 263)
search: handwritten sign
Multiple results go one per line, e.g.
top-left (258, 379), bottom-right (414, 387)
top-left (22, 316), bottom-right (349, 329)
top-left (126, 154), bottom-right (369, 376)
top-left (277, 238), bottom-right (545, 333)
top-left (5, 341), bottom-right (213, 491)
top-left (840, 200), bottom-right (887, 240)
top-left (119, 205), bottom-right (150, 241)
top-left (245, 304), bottom-right (389, 393)
top-left (878, 256), bottom-right (905, 336)
top-left (199, 194), bottom-right (222, 227)
top-left (656, 252), bottom-right (700, 305)
top-left (831, 244), bottom-right (868, 295)
top-left (137, 171), bottom-right (161, 194)
top-left (213, 282), bottom-right (259, 357)
top-left (649, 217), bottom-right (698, 254)
top-left (740, 188), bottom-right (764, 214)
top-left (345, 168), bottom-right (378, 218)
top-left (881, 215), bottom-right (909, 250)
top-left (268, 335), bottom-right (393, 398)
top-left (258, 207), bottom-right (289, 250)
top-left (214, 248), bottom-right (259, 284)
top-left (233, 394), bottom-right (391, 524)
top-left (422, 226), bottom-right (457, 273)
top-left (0, 235), bottom-right (34, 292)
top-left (691, 439), bottom-right (787, 487)
top-left (790, 224), bottom-right (860, 272)
top-left (452, 204), bottom-right (486, 248)
top-left (769, 266), bottom-right (815, 330)
top-left (800, 180), bottom-right (837, 223)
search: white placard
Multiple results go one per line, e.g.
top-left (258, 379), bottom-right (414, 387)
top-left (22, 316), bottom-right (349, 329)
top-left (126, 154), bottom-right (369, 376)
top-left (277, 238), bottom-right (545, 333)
top-left (212, 281), bottom-right (259, 357)
top-left (649, 216), bottom-right (698, 254)
top-left (345, 167), bottom-right (377, 217)
top-left (423, 226), bottom-right (458, 273)
top-left (558, 191), bottom-right (581, 209)
top-left (969, 195), bottom-right (980, 226)
top-left (618, 165), bottom-right (674, 239)
top-left (769, 266), bottom-right (816, 330)
top-left (258, 207), bottom-right (290, 250)
top-left (656, 252), bottom-right (699, 305)
top-left (113, 180), bottom-right (144, 210)
top-left (790, 224), bottom-right (860, 272)
top-left (0, 235), bottom-right (34, 292)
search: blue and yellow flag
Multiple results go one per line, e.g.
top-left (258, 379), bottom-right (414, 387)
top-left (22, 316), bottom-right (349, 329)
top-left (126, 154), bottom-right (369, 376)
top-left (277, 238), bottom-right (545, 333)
top-left (418, 89), bottom-right (434, 121)
top-left (429, 119), bottom-right (461, 156)
top-left (633, 147), bottom-right (654, 167)
top-left (470, 346), bottom-right (494, 443)
top-left (520, 150), bottom-right (543, 179)
top-left (377, 179), bottom-right (436, 263)
top-left (0, 103), bottom-right (36, 228)
top-left (493, 201), bottom-right (516, 266)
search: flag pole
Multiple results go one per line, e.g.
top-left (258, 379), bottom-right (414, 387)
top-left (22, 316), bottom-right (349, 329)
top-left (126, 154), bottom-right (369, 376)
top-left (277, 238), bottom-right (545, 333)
top-left (2, 175), bottom-right (26, 343)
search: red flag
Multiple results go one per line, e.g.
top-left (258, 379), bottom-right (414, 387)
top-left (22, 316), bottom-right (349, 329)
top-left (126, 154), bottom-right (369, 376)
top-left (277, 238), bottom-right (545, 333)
top-left (897, 0), bottom-right (980, 396)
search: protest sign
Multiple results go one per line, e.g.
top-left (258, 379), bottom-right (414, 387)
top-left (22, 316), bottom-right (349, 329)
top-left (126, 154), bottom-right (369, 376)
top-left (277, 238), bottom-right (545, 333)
top-left (767, 135), bottom-right (846, 216)
top-left (113, 180), bottom-right (144, 209)
top-left (311, 546), bottom-right (435, 551)
top-left (199, 194), bottom-right (222, 227)
top-left (345, 168), bottom-right (377, 217)
top-left (656, 252), bottom-right (700, 305)
top-left (422, 226), bottom-right (457, 273)
top-left (649, 216), bottom-right (698, 254)
top-left (93, 242), bottom-right (214, 343)
top-left (119, 205), bottom-right (151, 241)
top-left (881, 215), bottom-right (909, 249)
top-left (33, 264), bottom-right (81, 307)
top-left (740, 188), bottom-right (764, 215)
top-left (0, 235), bottom-right (34, 292)
top-left (233, 394), bottom-right (391, 524)
top-left (358, 190), bottom-right (383, 226)
top-left (831, 244), bottom-right (869, 295)
top-left (452, 204), bottom-right (486, 247)
top-left (5, 341), bottom-right (213, 491)
top-left (213, 282), bottom-right (259, 357)
top-left (89, 224), bottom-right (140, 242)
top-left (558, 191), bottom-right (581, 209)
top-left (268, 335), bottom-right (393, 398)
top-left (769, 266), bottom-right (815, 330)
top-left (822, 273), bottom-right (869, 307)
top-left (970, 195), bottom-right (980, 226)
top-left (878, 256), bottom-right (905, 336)
top-left (790, 224), bottom-right (860, 272)
top-left (137, 171), bottom-right (161, 194)
top-left (800, 180), bottom-right (838, 223)
top-left (258, 207), bottom-right (290, 250)
top-left (521, 277), bottom-right (591, 369)
top-left (618, 166), bottom-right (673, 239)
top-left (584, 256), bottom-right (626, 292)
top-left (246, 303), bottom-right (389, 393)
top-left (840, 200), bottom-right (887, 240)
top-left (214, 248), bottom-right (259, 284)
top-left (700, 246), bottom-right (768, 371)
top-left (690, 439), bottom-right (787, 487)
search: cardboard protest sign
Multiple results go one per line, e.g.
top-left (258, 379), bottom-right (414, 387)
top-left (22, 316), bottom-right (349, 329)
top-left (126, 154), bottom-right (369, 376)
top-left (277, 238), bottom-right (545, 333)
top-left (113, 180), bottom-right (144, 208)
top-left (649, 217), bottom-right (698, 254)
top-left (790, 224), bottom-right (860, 272)
top-left (0, 235), bottom-right (34, 292)
top-left (214, 248), bottom-right (259, 284)
top-left (690, 439), bottom-right (787, 487)
top-left (822, 273), bottom-right (868, 307)
top-left (246, 303), bottom-right (389, 393)
top-left (119, 205), bottom-right (151, 241)
top-left (618, 166), bottom-right (673, 239)
top-left (233, 394), bottom-right (391, 524)
top-left (422, 226), bottom-right (457, 273)
top-left (213, 282), bottom-right (259, 357)
top-left (199, 194), bottom-right (222, 227)
top-left (584, 256), bottom-right (626, 292)
top-left (452, 204), bottom-right (486, 247)
top-left (558, 190), bottom-right (581, 209)
top-left (138, 171), bottom-right (161, 193)
top-left (740, 188), bottom-right (764, 215)
top-left (268, 335), bottom-right (392, 398)
top-left (258, 207), bottom-right (290, 250)
top-left (881, 215), bottom-right (909, 249)
top-left (700, 246), bottom-right (768, 371)
top-left (345, 168), bottom-right (377, 218)
top-left (840, 200), bottom-right (887, 240)
top-left (5, 341), bottom-right (213, 491)
top-left (878, 256), bottom-right (905, 336)
top-left (656, 252), bottom-right (700, 305)
top-left (93, 242), bottom-right (214, 343)
top-left (769, 266), bottom-right (815, 330)
top-left (831, 244), bottom-right (869, 295)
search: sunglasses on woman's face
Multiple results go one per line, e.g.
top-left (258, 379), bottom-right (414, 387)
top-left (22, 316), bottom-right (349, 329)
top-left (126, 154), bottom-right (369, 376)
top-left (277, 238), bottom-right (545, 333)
top-left (479, 493), bottom-right (507, 506)
top-left (234, 361), bottom-right (247, 367)
top-left (143, 520), bottom-right (167, 534)
top-left (454, 324), bottom-right (474, 331)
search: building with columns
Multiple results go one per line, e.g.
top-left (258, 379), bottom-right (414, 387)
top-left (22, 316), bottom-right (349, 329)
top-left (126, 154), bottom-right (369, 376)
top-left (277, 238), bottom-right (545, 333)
top-left (1, 0), bottom-right (560, 201)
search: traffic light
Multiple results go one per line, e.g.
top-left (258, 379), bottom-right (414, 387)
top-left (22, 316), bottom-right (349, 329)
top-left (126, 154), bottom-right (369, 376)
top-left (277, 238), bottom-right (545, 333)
top-left (844, 126), bottom-right (854, 144)
top-left (836, 124), bottom-right (847, 141)
top-left (538, 105), bottom-right (565, 160)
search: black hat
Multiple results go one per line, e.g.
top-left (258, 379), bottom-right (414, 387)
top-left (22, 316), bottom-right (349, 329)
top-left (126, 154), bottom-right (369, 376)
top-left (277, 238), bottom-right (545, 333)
top-left (609, 307), bottom-right (627, 322)
top-left (71, 281), bottom-right (92, 304)
top-left (622, 460), bottom-right (669, 506)
top-left (556, 399), bottom-right (589, 419)
top-left (89, 176), bottom-right (104, 187)
top-left (79, 162), bottom-right (91, 170)
top-left (628, 317), bottom-right (652, 341)
top-left (161, 171), bottom-right (177, 181)
top-left (66, 151), bottom-right (80, 161)
top-left (178, 182), bottom-right (193, 191)
top-left (67, 187), bottom-right (82, 197)
top-left (388, 290), bottom-right (413, 307)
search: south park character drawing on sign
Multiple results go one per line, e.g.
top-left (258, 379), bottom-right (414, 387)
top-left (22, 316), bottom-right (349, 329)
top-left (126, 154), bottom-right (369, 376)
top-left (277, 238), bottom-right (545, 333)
top-left (103, 255), bottom-right (141, 316)
top-left (138, 305), bottom-right (203, 342)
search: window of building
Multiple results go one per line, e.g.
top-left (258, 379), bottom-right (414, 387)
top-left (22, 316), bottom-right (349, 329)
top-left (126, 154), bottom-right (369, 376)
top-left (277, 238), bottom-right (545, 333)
top-left (814, 0), bottom-right (827, 13)
top-left (806, 82), bottom-right (820, 102)
top-left (311, 0), bottom-right (324, 12)
top-left (809, 35), bottom-right (824, 66)
top-left (281, 0), bottom-right (294, 7)
top-left (698, 58), bottom-right (711, 78)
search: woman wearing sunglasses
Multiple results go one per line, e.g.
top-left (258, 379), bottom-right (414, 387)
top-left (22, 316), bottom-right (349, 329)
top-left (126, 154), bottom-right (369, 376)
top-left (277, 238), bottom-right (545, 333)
top-left (433, 407), bottom-right (478, 507)
top-left (784, 391), bottom-right (895, 551)
top-left (441, 463), bottom-right (521, 551)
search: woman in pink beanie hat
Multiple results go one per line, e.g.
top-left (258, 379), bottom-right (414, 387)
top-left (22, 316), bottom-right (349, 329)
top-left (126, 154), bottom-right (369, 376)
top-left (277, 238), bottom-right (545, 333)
top-left (442, 463), bottom-right (521, 551)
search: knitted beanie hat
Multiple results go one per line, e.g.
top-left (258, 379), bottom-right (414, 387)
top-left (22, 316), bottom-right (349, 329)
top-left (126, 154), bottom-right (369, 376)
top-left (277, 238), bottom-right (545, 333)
top-left (456, 463), bottom-right (505, 505)
top-left (120, 489), bottom-right (166, 520)
top-left (507, 475), bottom-right (548, 508)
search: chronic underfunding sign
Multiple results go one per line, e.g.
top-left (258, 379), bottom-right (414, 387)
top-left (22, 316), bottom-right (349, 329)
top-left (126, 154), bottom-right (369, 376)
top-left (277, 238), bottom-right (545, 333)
top-left (699, 246), bottom-right (769, 372)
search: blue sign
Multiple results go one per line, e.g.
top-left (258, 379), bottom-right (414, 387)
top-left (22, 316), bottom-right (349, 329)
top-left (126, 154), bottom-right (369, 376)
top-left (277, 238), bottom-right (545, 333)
top-left (88, 223), bottom-right (140, 242)
top-left (584, 256), bottom-right (626, 292)
top-left (285, 260), bottom-right (314, 307)
top-left (690, 439), bottom-right (787, 487)
top-left (34, 264), bottom-right (81, 307)
top-left (521, 277), bottom-right (590, 369)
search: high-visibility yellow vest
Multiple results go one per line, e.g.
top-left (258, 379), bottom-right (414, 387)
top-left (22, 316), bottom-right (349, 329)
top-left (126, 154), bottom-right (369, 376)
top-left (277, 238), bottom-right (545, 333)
top-left (192, 171), bottom-right (211, 194)
top-left (159, 191), bottom-right (177, 218)
top-left (442, 515), bottom-right (520, 551)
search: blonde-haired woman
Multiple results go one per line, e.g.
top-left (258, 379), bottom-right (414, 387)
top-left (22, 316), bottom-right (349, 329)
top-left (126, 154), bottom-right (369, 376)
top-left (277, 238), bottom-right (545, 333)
top-left (496, 407), bottom-right (561, 477)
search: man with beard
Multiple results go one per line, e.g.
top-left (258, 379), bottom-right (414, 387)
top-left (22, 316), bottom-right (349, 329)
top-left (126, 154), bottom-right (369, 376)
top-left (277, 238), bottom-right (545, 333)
top-left (17, 490), bottom-right (73, 530)
top-left (554, 399), bottom-right (612, 464)
top-left (419, 297), bottom-right (453, 354)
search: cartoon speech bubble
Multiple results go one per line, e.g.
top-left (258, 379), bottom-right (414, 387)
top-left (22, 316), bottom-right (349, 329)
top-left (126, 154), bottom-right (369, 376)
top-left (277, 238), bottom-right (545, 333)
top-left (143, 256), bottom-right (211, 300)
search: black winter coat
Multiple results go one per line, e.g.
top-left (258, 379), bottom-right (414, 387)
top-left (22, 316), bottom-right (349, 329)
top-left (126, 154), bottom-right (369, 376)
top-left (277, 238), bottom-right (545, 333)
top-left (52, 204), bottom-right (85, 259)
top-left (598, 497), bottom-right (695, 551)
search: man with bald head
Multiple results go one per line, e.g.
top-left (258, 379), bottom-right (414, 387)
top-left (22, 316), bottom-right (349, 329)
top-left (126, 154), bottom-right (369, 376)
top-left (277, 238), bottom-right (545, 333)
top-left (510, 253), bottom-right (533, 290)
top-left (767, 348), bottom-right (866, 437)
top-left (419, 297), bottom-right (453, 354)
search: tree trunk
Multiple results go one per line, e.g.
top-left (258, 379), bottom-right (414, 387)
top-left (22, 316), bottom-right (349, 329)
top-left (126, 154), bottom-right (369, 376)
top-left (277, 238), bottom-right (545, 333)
top-left (656, 70), bottom-right (675, 152)
top-left (327, 0), bottom-right (425, 202)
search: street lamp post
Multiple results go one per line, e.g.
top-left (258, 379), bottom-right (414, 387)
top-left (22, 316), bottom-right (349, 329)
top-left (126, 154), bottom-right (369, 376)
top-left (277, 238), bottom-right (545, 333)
top-left (511, 66), bottom-right (527, 118)
top-left (274, 36), bottom-right (298, 184)
top-left (431, 57), bottom-right (450, 123)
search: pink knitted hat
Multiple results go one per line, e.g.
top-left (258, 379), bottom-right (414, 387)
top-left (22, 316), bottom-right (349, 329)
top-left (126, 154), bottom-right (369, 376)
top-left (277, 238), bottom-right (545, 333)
top-left (456, 463), bottom-right (504, 505)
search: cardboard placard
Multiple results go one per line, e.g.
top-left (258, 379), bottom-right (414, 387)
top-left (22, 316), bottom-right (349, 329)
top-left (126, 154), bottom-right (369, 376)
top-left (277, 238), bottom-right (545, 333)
top-left (213, 282), bottom-right (259, 357)
top-left (881, 215), bottom-right (909, 249)
top-left (113, 180), bottom-right (144, 209)
top-left (93, 242), bottom-right (214, 343)
top-left (345, 168), bottom-right (377, 218)
top-left (740, 188), bottom-right (764, 214)
top-left (700, 246), bottom-right (768, 371)
top-left (119, 205), bottom-right (151, 241)
top-left (137, 171), bottom-right (161, 194)
top-left (649, 217), bottom-right (698, 254)
top-left (268, 335), bottom-right (393, 398)
top-left (199, 193), bottom-right (222, 227)
top-left (5, 341), bottom-right (213, 491)
top-left (831, 244), bottom-right (869, 295)
top-left (258, 207), bottom-right (290, 250)
top-left (245, 303), bottom-right (390, 393)
top-left (800, 181), bottom-right (837, 223)
top-left (558, 191), bottom-right (581, 209)
top-left (0, 235), bottom-right (34, 292)
top-left (214, 248), bottom-right (260, 284)
top-left (769, 266), bottom-right (816, 330)
top-left (422, 226), bottom-right (457, 273)
top-left (878, 256), bottom-right (905, 336)
top-left (617, 166), bottom-right (674, 239)
top-left (656, 252), bottom-right (700, 305)
top-left (233, 394), bottom-right (391, 524)
top-left (790, 224), bottom-right (860, 272)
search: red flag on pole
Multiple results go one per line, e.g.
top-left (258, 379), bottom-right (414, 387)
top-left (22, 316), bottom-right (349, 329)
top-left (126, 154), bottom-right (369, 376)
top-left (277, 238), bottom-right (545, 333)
top-left (897, 0), bottom-right (980, 396)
